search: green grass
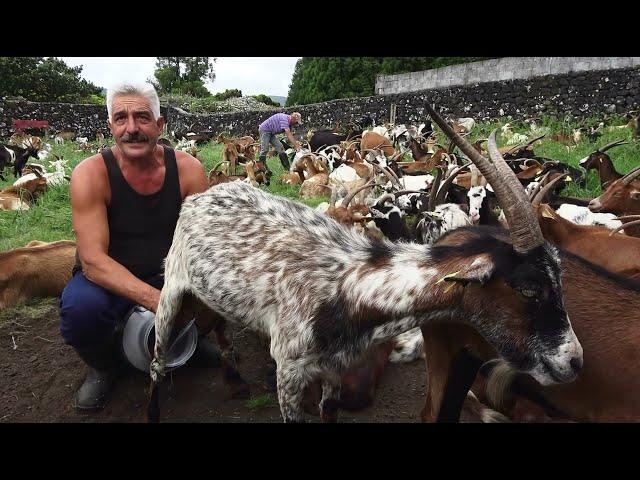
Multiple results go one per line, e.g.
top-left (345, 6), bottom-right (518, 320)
top-left (245, 393), bottom-right (278, 410)
top-left (0, 297), bottom-right (58, 324)
top-left (0, 138), bottom-right (328, 251)
top-left (1, 117), bottom-right (639, 253)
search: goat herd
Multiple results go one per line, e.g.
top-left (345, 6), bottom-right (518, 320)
top-left (2, 105), bottom-right (640, 423)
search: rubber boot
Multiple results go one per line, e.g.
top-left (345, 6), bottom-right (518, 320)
top-left (73, 341), bottom-right (118, 412)
top-left (259, 154), bottom-right (273, 178)
top-left (278, 152), bottom-right (290, 170)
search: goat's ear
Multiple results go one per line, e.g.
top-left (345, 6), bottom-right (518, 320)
top-left (441, 255), bottom-right (495, 286)
top-left (539, 204), bottom-right (556, 220)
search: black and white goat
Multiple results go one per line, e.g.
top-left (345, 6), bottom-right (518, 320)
top-left (0, 143), bottom-right (39, 179)
top-left (147, 106), bottom-right (583, 423)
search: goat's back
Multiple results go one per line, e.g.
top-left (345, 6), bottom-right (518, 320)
top-left (0, 240), bottom-right (76, 308)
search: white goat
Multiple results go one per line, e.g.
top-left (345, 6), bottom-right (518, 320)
top-left (555, 204), bottom-right (622, 230)
top-left (467, 186), bottom-right (487, 225)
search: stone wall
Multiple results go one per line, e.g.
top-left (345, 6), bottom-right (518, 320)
top-left (2, 62), bottom-right (639, 141)
top-left (175, 66), bottom-right (640, 137)
top-left (375, 57), bottom-right (640, 94)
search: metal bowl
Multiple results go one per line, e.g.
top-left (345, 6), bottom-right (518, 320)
top-left (122, 306), bottom-right (198, 373)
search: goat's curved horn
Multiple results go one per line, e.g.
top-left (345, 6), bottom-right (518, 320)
top-left (434, 161), bottom-right (472, 205)
top-left (393, 189), bottom-right (428, 196)
top-left (372, 163), bottom-right (401, 188)
top-left (343, 139), bottom-right (360, 151)
top-left (524, 133), bottom-right (546, 147)
top-left (362, 148), bottom-right (383, 157)
top-left (390, 151), bottom-right (406, 162)
top-left (427, 166), bottom-right (443, 213)
top-left (426, 103), bottom-right (545, 253)
top-left (532, 174), bottom-right (566, 207)
top-left (342, 180), bottom-right (377, 208)
top-left (620, 164), bottom-right (640, 186)
top-left (211, 161), bottom-right (227, 172)
top-left (375, 193), bottom-right (397, 206)
top-left (609, 219), bottom-right (640, 237)
top-left (597, 139), bottom-right (628, 153)
top-left (470, 163), bottom-right (479, 187)
top-left (313, 152), bottom-right (331, 169)
top-left (505, 134), bottom-right (546, 155)
top-left (615, 215), bottom-right (640, 222)
top-left (527, 172), bottom-right (550, 202)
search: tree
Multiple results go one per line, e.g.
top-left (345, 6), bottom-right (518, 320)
top-left (252, 94), bottom-right (281, 107)
top-left (151, 57), bottom-right (216, 97)
top-left (0, 57), bottom-right (103, 103)
top-left (286, 57), bottom-right (494, 106)
top-left (213, 89), bottom-right (242, 101)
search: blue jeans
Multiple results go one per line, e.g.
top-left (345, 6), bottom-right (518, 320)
top-left (259, 130), bottom-right (284, 157)
top-left (59, 271), bottom-right (163, 349)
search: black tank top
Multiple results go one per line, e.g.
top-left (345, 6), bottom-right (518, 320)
top-left (73, 146), bottom-right (182, 279)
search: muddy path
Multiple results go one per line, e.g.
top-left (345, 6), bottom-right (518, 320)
top-left (0, 299), bottom-right (428, 423)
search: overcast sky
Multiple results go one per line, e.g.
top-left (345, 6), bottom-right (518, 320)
top-left (58, 57), bottom-right (300, 97)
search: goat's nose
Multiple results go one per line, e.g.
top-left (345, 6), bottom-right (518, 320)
top-left (569, 355), bottom-right (583, 374)
top-left (588, 199), bottom-right (601, 212)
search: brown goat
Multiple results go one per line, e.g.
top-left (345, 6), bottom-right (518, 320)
top-left (421, 248), bottom-right (640, 423)
top-left (0, 175), bottom-right (48, 210)
top-left (299, 156), bottom-right (330, 198)
top-left (589, 165), bottom-right (640, 236)
top-left (207, 168), bottom-right (247, 187)
top-left (397, 148), bottom-right (448, 176)
top-left (360, 131), bottom-right (395, 157)
top-left (0, 240), bottom-right (76, 309)
top-left (578, 140), bottom-right (628, 189)
top-left (536, 203), bottom-right (640, 277)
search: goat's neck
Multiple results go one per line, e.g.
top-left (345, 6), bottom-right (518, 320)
top-left (340, 242), bottom-right (464, 342)
top-left (410, 140), bottom-right (428, 160)
top-left (539, 214), bottom-right (574, 246)
top-left (597, 157), bottom-right (622, 188)
top-left (538, 253), bottom-right (640, 420)
top-left (304, 158), bottom-right (319, 176)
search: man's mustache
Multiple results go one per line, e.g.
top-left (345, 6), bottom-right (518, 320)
top-left (120, 132), bottom-right (150, 143)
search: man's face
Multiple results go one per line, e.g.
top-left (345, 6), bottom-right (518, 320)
top-left (109, 94), bottom-right (164, 159)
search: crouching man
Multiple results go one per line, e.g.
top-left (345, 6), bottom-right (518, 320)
top-left (60, 82), bottom-right (220, 412)
top-left (257, 111), bottom-right (303, 171)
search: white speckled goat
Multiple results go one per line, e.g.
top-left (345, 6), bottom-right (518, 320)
top-left (147, 105), bottom-right (584, 423)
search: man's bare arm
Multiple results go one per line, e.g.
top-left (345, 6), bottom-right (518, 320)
top-left (176, 151), bottom-right (209, 197)
top-left (71, 158), bottom-right (162, 312)
top-left (283, 128), bottom-right (301, 151)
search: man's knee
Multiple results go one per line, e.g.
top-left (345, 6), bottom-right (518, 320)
top-left (272, 138), bottom-right (285, 154)
top-left (59, 274), bottom-right (123, 348)
top-left (259, 131), bottom-right (271, 156)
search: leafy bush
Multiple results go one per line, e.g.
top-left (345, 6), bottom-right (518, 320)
top-left (213, 89), bottom-right (242, 101)
top-left (252, 94), bottom-right (280, 107)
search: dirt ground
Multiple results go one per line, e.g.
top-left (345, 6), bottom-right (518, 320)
top-left (0, 299), bottom-right (429, 423)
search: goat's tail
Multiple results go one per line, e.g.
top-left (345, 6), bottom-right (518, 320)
top-left (482, 358), bottom-right (518, 413)
top-left (150, 222), bottom-right (190, 384)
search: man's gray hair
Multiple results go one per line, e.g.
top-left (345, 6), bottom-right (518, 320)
top-left (106, 82), bottom-right (161, 120)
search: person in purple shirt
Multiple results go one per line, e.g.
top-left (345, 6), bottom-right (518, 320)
top-left (258, 112), bottom-right (302, 170)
